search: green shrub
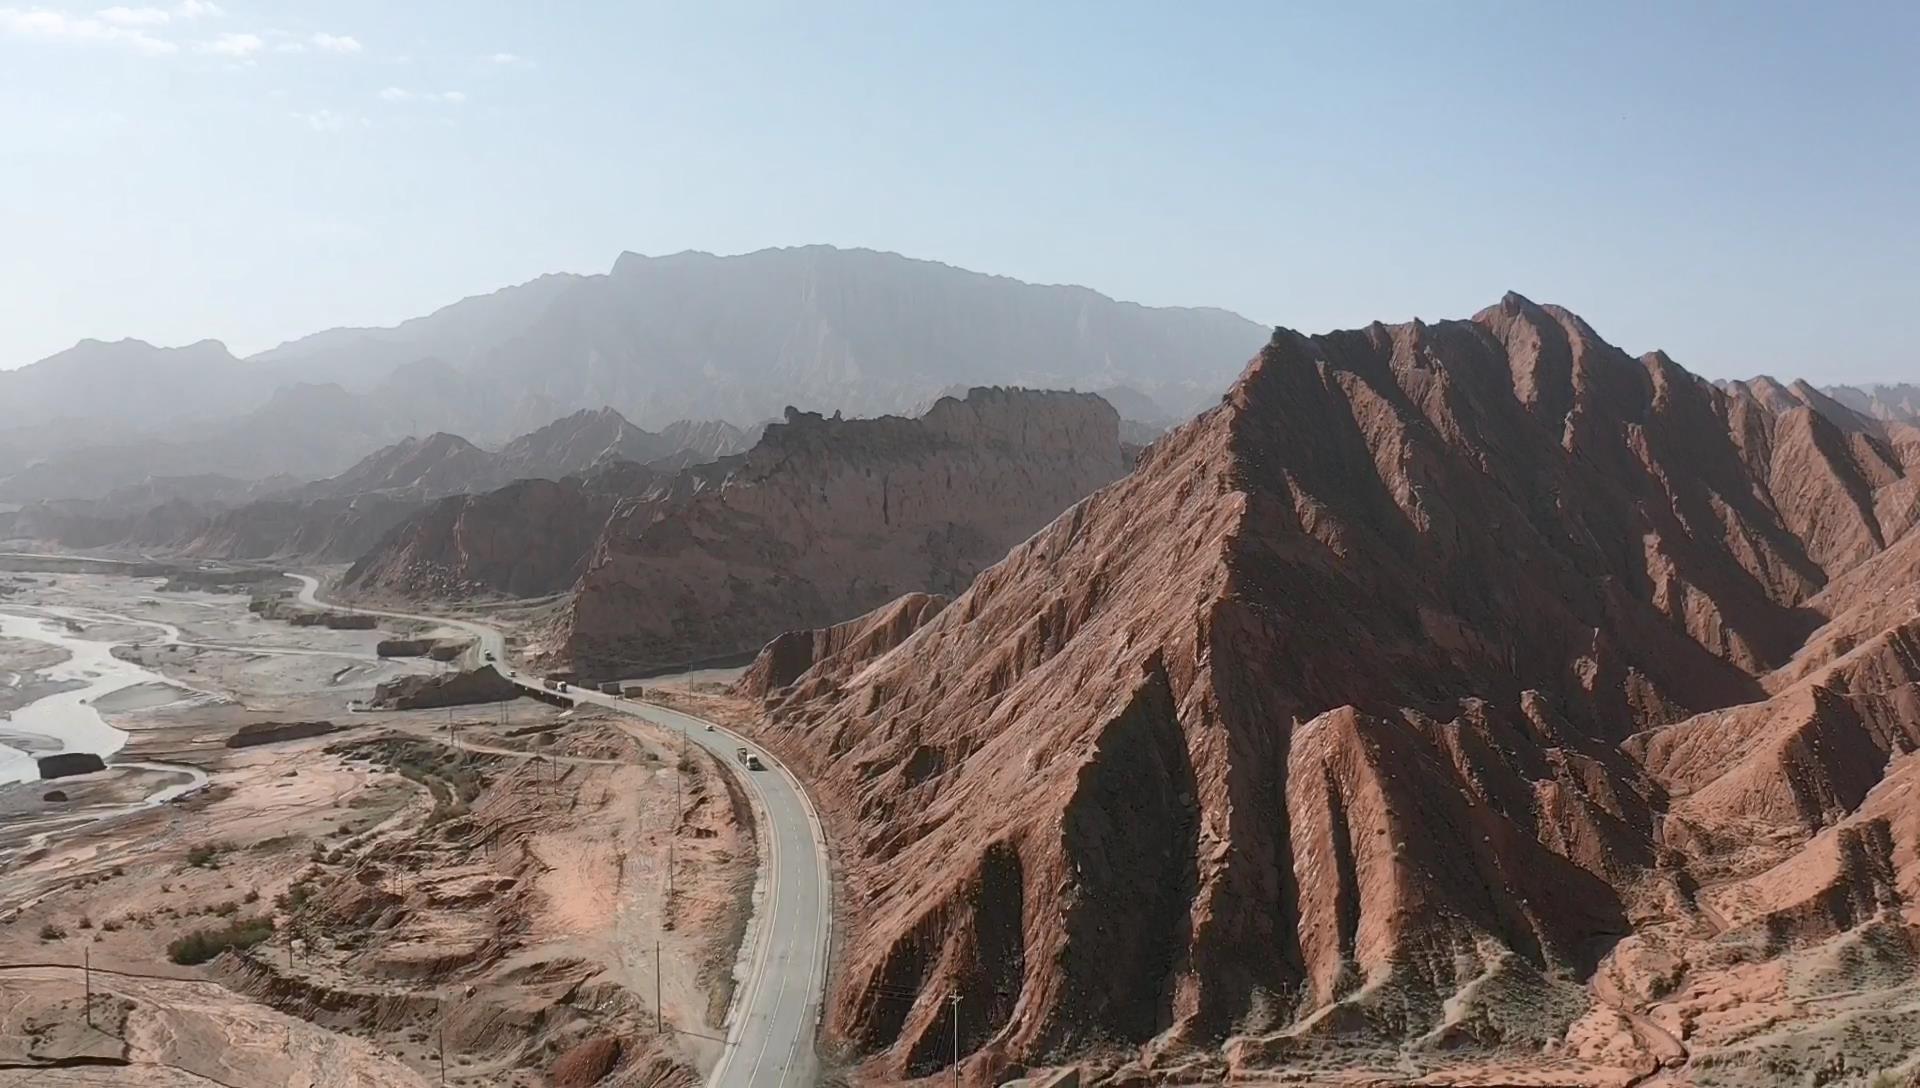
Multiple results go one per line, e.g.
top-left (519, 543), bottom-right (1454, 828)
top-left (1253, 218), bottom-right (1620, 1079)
top-left (185, 841), bottom-right (228, 869)
top-left (38, 923), bottom-right (66, 941)
top-left (166, 916), bottom-right (274, 965)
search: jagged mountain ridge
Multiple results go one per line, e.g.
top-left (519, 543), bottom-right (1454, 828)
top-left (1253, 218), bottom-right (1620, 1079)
top-left (739, 295), bottom-right (1920, 1084)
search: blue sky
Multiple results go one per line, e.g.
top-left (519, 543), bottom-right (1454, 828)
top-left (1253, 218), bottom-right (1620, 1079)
top-left (2, 1), bottom-right (1914, 382)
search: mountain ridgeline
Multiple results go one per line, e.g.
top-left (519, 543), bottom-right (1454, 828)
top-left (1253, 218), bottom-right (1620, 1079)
top-left (345, 387), bottom-right (1133, 674)
top-left (0, 246), bottom-right (1270, 503)
top-left (736, 295), bottom-right (1920, 1084)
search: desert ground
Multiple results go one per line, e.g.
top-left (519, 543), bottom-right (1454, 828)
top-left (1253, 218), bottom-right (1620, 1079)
top-left (0, 569), bottom-right (755, 1087)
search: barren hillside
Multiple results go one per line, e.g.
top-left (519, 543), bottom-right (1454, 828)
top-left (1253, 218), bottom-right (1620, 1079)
top-left (741, 295), bottom-right (1920, 1086)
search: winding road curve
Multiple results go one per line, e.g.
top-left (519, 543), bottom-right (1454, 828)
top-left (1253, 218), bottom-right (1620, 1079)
top-left (287, 574), bottom-right (832, 1088)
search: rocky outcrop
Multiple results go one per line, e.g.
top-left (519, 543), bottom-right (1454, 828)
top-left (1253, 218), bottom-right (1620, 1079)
top-left (251, 599), bottom-right (378, 630)
top-left (225, 721), bottom-right (338, 748)
top-left (551, 388), bottom-right (1130, 676)
top-left (748, 296), bottom-right (1920, 1083)
top-left (375, 639), bottom-right (431, 658)
top-left (370, 666), bottom-right (518, 710)
top-left (37, 753), bottom-right (106, 779)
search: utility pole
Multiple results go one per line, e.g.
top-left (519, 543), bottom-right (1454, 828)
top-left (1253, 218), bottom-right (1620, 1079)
top-left (654, 942), bottom-right (663, 1034)
top-left (83, 946), bottom-right (91, 1028)
top-left (951, 993), bottom-right (961, 1088)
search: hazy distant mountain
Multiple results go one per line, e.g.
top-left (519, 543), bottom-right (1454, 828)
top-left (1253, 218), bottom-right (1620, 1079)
top-left (285, 408), bottom-right (759, 503)
top-left (0, 246), bottom-right (1267, 501)
top-left (0, 381), bottom-right (415, 502)
top-left (295, 433), bottom-right (497, 501)
top-left (0, 338), bottom-right (268, 435)
top-left (653, 418), bottom-right (763, 464)
top-left (0, 406), bottom-right (753, 559)
top-left (255, 246), bottom-right (1266, 429)
top-left (249, 272), bottom-right (592, 391)
top-left (1823, 382), bottom-right (1920, 425)
top-left (495, 407), bottom-right (678, 480)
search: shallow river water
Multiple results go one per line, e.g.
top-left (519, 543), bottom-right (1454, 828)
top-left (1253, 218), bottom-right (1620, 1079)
top-left (0, 606), bottom-right (207, 799)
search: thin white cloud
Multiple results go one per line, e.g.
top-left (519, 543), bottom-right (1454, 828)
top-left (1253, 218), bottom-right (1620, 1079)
top-left (195, 29), bottom-right (258, 55)
top-left (1, 7), bottom-right (178, 53)
top-left (484, 51), bottom-right (525, 65)
top-left (94, 0), bottom-right (214, 26)
top-left (379, 86), bottom-right (465, 105)
top-left (309, 30), bottom-right (357, 53)
top-left (294, 108), bottom-right (365, 132)
top-left (97, 6), bottom-right (167, 26)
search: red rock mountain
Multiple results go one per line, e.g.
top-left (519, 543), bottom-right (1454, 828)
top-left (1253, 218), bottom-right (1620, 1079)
top-left (743, 296), bottom-right (1920, 1085)
top-left (548, 388), bottom-right (1131, 676)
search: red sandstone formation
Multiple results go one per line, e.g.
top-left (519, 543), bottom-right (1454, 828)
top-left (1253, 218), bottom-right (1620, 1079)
top-left (741, 295), bottom-right (1920, 1085)
top-left (736, 591), bottom-right (948, 699)
top-left (550, 388), bottom-right (1129, 677)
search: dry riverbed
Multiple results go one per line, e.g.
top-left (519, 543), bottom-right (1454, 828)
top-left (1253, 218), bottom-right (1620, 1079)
top-left (0, 570), bottom-right (753, 1087)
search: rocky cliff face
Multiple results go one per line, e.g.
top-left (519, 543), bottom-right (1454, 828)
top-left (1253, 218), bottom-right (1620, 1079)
top-left (745, 296), bottom-right (1920, 1085)
top-left (549, 388), bottom-right (1129, 677)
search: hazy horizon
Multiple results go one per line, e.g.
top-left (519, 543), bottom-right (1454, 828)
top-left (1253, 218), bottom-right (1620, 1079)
top-left (4, 2), bottom-right (1915, 383)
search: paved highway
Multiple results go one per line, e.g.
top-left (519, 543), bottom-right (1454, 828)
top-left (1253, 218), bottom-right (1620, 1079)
top-left (288, 574), bottom-right (831, 1087)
